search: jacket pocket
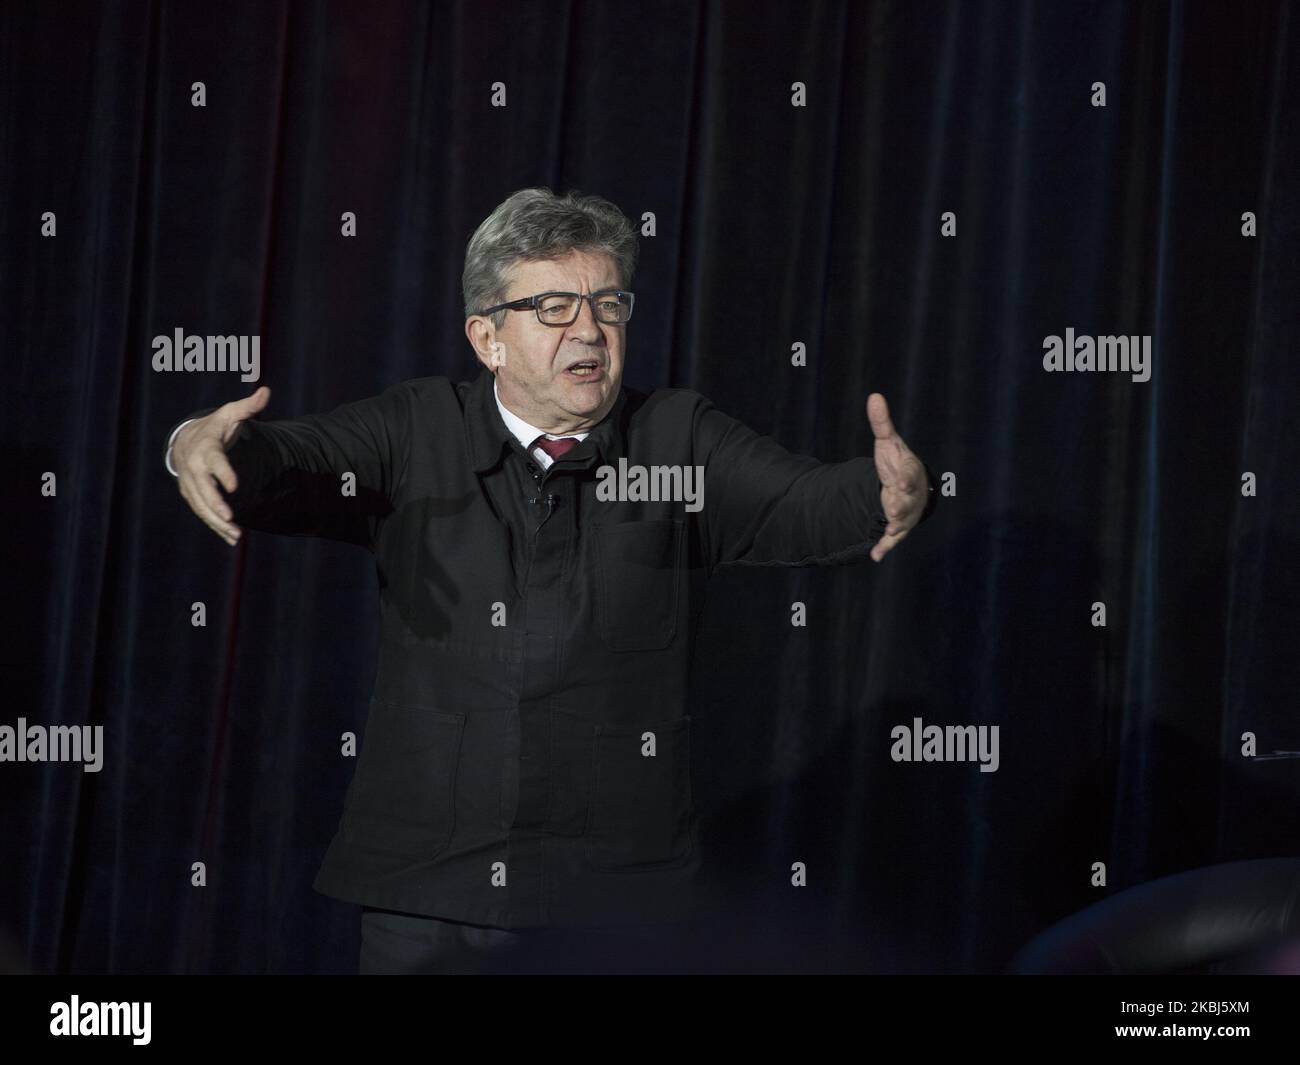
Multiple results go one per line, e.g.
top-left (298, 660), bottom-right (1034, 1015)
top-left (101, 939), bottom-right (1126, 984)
top-left (342, 699), bottom-right (465, 858)
top-left (585, 716), bottom-right (695, 870)
top-left (593, 519), bottom-right (683, 652)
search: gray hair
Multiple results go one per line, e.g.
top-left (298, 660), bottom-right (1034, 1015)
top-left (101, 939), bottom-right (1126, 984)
top-left (462, 188), bottom-right (639, 327)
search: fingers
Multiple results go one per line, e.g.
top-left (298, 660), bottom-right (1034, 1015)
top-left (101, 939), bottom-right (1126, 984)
top-left (869, 393), bottom-right (918, 493)
top-left (874, 474), bottom-right (928, 560)
top-left (870, 527), bottom-right (908, 563)
top-left (867, 396), bottom-right (928, 562)
top-left (171, 390), bottom-right (264, 546)
top-left (209, 449), bottom-right (238, 495)
top-left (232, 384), bottom-right (271, 417)
top-left (221, 385), bottom-right (271, 446)
top-left (179, 477), bottom-right (241, 546)
top-left (876, 442), bottom-right (923, 500)
top-left (178, 441), bottom-right (242, 546)
top-left (879, 508), bottom-right (915, 543)
top-left (189, 445), bottom-right (235, 522)
top-left (883, 454), bottom-right (926, 500)
top-left (866, 392), bottom-right (896, 441)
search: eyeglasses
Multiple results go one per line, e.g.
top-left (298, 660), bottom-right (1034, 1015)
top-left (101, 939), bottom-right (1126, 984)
top-left (476, 289), bottom-right (635, 326)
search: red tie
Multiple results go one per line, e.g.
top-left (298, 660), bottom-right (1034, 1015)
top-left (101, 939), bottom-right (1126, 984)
top-left (531, 435), bottom-right (580, 461)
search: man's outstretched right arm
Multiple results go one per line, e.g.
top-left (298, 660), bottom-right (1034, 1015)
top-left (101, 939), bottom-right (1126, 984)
top-left (165, 384), bottom-right (410, 548)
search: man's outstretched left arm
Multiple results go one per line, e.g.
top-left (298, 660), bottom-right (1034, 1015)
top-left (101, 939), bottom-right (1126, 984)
top-left (693, 391), bottom-right (937, 572)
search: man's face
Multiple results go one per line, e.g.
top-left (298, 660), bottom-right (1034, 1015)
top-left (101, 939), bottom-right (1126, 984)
top-left (467, 248), bottom-right (626, 434)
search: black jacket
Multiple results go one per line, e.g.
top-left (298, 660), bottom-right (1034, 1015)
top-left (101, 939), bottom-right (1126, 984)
top-left (174, 369), bottom-right (936, 928)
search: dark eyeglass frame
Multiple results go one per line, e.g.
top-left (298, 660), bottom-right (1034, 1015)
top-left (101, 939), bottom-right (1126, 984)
top-left (475, 289), bottom-right (635, 326)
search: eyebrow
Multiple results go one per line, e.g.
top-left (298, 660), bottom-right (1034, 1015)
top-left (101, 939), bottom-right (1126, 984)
top-left (503, 284), bottom-right (623, 301)
top-left (543, 286), bottom-right (620, 293)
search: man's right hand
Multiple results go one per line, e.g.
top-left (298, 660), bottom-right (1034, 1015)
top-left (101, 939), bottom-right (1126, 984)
top-left (173, 386), bottom-right (271, 546)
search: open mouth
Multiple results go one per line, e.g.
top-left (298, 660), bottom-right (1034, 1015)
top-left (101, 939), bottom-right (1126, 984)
top-left (564, 361), bottom-right (603, 379)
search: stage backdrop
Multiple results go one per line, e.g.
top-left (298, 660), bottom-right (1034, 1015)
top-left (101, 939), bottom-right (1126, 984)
top-left (2, 0), bottom-right (1297, 973)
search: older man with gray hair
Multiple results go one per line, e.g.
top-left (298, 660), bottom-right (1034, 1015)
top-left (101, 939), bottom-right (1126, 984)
top-left (164, 187), bottom-right (937, 973)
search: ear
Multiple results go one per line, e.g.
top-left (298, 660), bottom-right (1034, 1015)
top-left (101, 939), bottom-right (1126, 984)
top-left (465, 315), bottom-right (499, 373)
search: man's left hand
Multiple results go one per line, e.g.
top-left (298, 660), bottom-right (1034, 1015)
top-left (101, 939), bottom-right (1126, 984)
top-left (867, 392), bottom-right (929, 563)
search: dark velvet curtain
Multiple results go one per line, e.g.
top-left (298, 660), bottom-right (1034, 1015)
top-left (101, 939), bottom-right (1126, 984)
top-left (3, 0), bottom-right (1297, 974)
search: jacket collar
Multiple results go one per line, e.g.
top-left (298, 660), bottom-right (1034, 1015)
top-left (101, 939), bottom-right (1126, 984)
top-left (466, 367), bottom-right (626, 473)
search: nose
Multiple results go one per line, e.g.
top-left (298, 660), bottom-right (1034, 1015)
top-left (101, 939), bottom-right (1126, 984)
top-left (566, 296), bottom-right (603, 343)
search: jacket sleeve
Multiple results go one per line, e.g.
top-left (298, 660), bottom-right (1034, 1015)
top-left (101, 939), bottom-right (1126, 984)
top-left (692, 393), bottom-right (937, 572)
top-left (214, 383), bottom-right (412, 548)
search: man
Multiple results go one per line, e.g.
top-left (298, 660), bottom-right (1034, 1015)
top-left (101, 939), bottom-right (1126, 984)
top-left (165, 188), bottom-right (938, 973)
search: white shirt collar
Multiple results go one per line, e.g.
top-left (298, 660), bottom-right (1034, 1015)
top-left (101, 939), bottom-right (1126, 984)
top-left (493, 376), bottom-right (589, 467)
